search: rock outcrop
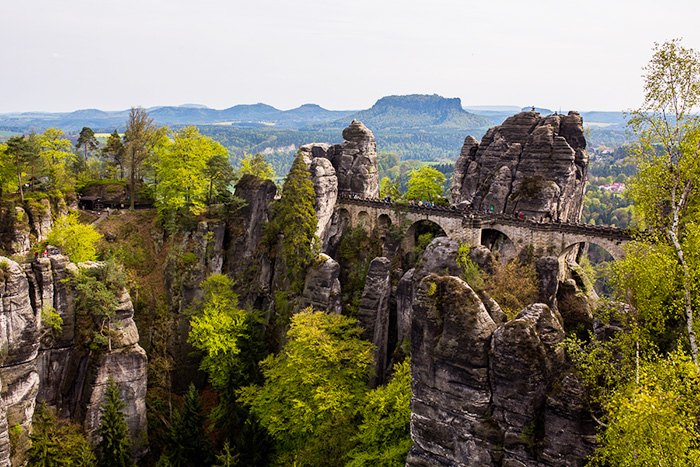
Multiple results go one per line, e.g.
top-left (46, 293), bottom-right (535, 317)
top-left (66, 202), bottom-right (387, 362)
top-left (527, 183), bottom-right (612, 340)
top-left (300, 254), bottom-right (342, 314)
top-left (356, 257), bottom-right (392, 387)
top-left (0, 194), bottom-right (71, 257)
top-left (407, 272), bottom-right (596, 466)
top-left (298, 120), bottom-right (380, 251)
top-left (451, 111), bottom-right (589, 222)
top-left (396, 241), bottom-right (597, 466)
top-left (0, 256), bottom-right (148, 466)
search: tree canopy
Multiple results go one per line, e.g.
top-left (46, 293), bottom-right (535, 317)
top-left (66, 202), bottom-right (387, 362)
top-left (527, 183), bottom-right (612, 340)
top-left (239, 152), bottom-right (276, 180)
top-left (405, 166), bottom-right (445, 202)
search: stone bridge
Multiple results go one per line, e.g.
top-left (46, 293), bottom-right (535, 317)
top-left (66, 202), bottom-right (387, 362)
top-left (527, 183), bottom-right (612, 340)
top-left (336, 195), bottom-right (632, 260)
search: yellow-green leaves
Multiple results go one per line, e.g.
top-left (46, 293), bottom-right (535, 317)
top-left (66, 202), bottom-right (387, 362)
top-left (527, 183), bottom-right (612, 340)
top-left (238, 308), bottom-right (372, 466)
top-left (405, 166), bottom-right (445, 203)
top-left (187, 274), bottom-right (247, 390)
top-left (239, 152), bottom-right (276, 180)
top-left (46, 212), bottom-right (102, 262)
top-left (155, 126), bottom-right (230, 216)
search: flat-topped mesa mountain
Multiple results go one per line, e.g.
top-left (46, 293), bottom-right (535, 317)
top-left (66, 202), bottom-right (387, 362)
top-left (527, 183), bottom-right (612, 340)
top-left (308, 94), bottom-right (491, 131)
top-left (451, 110), bottom-right (589, 222)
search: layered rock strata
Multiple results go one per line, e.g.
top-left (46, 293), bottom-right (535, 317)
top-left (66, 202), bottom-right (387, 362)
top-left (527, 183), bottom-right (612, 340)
top-left (299, 120), bottom-right (380, 248)
top-left (0, 256), bottom-right (148, 466)
top-left (451, 111), bottom-right (588, 222)
top-left (300, 254), bottom-right (342, 314)
top-left (398, 239), bottom-right (597, 466)
top-left (356, 257), bottom-right (392, 387)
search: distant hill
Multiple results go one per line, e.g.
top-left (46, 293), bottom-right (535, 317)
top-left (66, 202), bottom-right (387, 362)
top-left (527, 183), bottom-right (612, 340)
top-left (308, 94), bottom-right (491, 131)
top-left (0, 104), bottom-right (354, 132)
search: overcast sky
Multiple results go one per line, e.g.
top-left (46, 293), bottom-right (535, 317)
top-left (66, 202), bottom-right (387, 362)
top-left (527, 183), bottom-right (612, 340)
top-left (2, 0), bottom-right (699, 113)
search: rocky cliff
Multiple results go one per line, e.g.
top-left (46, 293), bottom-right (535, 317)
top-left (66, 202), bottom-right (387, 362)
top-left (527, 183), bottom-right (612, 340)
top-left (0, 256), bottom-right (147, 466)
top-left (451, 111), bottom-right (588, 222)
top-left (0, 194), bottom-right (71, 257)
top-left (399, 240), bottom-right (597, 466)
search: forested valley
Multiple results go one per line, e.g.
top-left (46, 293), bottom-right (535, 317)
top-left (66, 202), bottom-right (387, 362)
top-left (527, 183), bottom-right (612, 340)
top-left (2, 39), bottom-right (700, 467)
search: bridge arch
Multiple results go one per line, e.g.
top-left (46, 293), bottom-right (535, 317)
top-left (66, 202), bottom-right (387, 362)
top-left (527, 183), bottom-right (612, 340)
top-left (560, 240), bottom-right (620, 263)
top-left (405, 219), bottom-right (447, 250)
top-left (481, 228), bottom-right (518, 262)
top-left (357, 210), bottom-right (370, 230)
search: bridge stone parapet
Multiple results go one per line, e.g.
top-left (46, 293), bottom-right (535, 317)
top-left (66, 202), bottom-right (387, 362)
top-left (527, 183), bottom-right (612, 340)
top-left (336, 195), bottom-right (632, 260)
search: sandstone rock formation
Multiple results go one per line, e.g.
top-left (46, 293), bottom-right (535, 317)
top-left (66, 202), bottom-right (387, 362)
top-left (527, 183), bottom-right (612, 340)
top-left (451, 111), bottom-right (589, 222)
top-left (356, 257), bottom-right (392, 387)
top-left (300, 254), bottom-right (342, 314)
top-left (299, 120), bottom-right (380, 251)
top-left (0, 256), bottom-right (148, 465)
top-left (407, 272), bottom-right (596, 467)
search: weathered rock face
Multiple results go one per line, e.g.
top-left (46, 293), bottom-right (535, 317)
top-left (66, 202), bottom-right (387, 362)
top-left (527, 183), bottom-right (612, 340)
top-left (298, 148), bottom-right (339, 245)
top-left (0, 194), bottom-right (71, 257)
top-left (451, 111), bottom-right (589, 222)
top-left (398, 241), bottom-right (597, 467)
top-left (300, 120), bottom-right (379, 200)
top-left (228, 174), bottom-right (277, 275)
top-left (356, 257), bottom-right (392, 387)
top-left (300, 254), bottom-right (342, 314)
top-left (0, 256), bottom-right (148, 466)
top-left (165, 221), bottom-right (226, 391)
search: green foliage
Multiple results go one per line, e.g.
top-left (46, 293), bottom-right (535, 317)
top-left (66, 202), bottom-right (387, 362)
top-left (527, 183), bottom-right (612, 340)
top-left (213, 443), bottom-right (238, 467)
top-left (154, 126), bottom-right (229, 216)
top-left (73, 260), bottom-right (126, 350)
top-left (589, 351), bottom-right (700, 467)
top-left (165, 383), bottom-right (212, 467)
top-left (346, 359), bottom-right (412, 467)
top-left (9, 423), bottom-right (21, 457)
top-left (239, 308), bottom-right (373, 466)
top-left (188, 274), bottom-right (247, 389)
top-left (98, 378), bottom-right (132, 467)
top-left (456, 243), bottom-right (484, 290)
top-left (41, 306), bottom-right (63, 334)
top-left (239, 152), bottom-right (276, 180)
top-left (379, 176), bottom-right (401, 200)
top-left (46, 212), bottom-right (102, 262)
top-left (77, 127), bottom-right (99, 159)
top-left (28, 403), bottom-right (97, 467)
top-left (405, 166), bottom-right (445, 202)
top-left (265, 152), bottom-right (318, 291)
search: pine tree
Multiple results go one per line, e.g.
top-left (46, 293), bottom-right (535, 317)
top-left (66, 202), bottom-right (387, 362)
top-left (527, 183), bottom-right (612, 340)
top-left (266, 151), bottom-right (318, 291)
top-left (166, 383), bottom-right (212, 467)
top-left (97, 378), bottom-right (132, 467)
top-left (76, 127), bottom-right (99, 162)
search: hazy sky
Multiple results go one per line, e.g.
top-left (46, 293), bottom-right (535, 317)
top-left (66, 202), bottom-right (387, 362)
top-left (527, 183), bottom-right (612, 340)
top-left (2, 0), bottom-right (699, 113)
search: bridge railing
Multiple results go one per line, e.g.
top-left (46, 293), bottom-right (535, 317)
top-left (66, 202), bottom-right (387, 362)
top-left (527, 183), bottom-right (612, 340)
top-left (336, 193), bottom-right (633, 241)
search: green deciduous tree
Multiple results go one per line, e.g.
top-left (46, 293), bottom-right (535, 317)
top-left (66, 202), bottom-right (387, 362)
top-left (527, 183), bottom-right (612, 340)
top-left (0, 142), bottom-right (17, 197)
top-left (46, 212), bottom-right (102, 263)
top-left (77, 127), bottom-right (99, 162)
top-left (379, 176), bottom-right (402, 200)
top-left (5, 135), bottom-right (38, 202)
top-left (188, 274), bottom-right (248, 389)
top-left (625, 39), bottom-right (700, 364)
top-left (239, 153), bottom-right (275, 180)
top-left (154, 126), bottom-right (229, 216)
top-left (238, 308), bottom-right (373, 466)
top-left (589, 351), bottom-right (700, 467)
top-left (346, 359), bottom-right (413, 467)
top-left (38, 128), bottom-right (73, 189)
top-left (97, 378), bottom-right (132, 467)
top-left (405, 166), bottom-right (445, 202)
